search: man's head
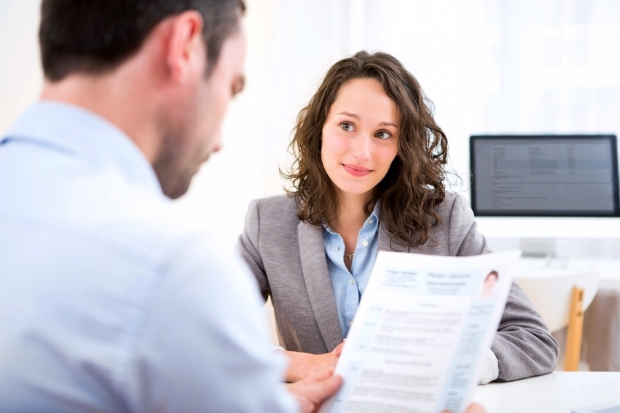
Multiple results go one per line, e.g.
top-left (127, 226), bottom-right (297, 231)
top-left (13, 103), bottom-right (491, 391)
top-left (39, 0), bottom-right (246, 198)
top-left (39, 0), bottom-right (246, 81)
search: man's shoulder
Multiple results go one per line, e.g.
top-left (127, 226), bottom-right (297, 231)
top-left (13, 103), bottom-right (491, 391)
top-left (41, 178), bottom-right (207, 267)
top-left (93, 195), bottom-right (210, 262)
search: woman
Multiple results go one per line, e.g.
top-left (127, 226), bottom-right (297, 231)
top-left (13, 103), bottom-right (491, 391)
top-left (238, 51), bottom-right (558, 385)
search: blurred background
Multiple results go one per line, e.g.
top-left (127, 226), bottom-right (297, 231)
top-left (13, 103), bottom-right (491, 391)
top-left (2, 0), bottom-right (620, 371)
top-left (2, 0), bottom-right (620, 250)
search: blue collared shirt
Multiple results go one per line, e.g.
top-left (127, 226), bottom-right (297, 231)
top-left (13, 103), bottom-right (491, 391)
top-left (323, 203), bottom-right (380, 337)
top-left (0, 102), bottom-right (297, 413)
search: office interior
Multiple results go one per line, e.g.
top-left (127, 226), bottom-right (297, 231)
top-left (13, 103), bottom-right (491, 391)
top-left (2, 0), bottom-right (619, 407)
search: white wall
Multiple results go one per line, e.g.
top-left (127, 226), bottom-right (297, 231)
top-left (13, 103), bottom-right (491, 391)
top-left (0, 0), bottom-right (42, 135)
top-left (2, 0), bottom-right (620, 251)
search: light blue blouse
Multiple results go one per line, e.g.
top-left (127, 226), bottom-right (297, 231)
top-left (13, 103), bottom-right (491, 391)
top-left (322, 203), bottom-right (380, 337)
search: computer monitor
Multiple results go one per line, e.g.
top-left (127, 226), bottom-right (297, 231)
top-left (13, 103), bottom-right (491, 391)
top-left (470, 134), bottom-right (620, 217)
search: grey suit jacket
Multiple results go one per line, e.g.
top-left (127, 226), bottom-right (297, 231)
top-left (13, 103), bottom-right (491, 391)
top-left (238, 192), bottom-right (559, 382)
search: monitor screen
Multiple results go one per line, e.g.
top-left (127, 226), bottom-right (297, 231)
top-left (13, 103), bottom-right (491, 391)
top-left (470, 135), bottom-right (620, 217)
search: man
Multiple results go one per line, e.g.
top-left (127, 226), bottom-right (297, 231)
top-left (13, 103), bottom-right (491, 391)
top-left (0, 1), bottom-right (341, 411)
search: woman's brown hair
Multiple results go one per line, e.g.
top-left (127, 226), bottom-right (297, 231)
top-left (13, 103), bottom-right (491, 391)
top-left (282, 51), bottom-right (448, 248)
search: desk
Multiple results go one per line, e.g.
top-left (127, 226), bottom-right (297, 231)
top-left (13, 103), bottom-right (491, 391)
top-left (475, 217), bottom-right (620, 240)
top-left (472, 372), bottom-right (620, 413)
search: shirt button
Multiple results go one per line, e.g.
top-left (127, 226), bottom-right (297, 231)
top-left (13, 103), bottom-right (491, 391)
top-left (368, 219), bottom-right (374, 225)
top-left (350, 277), bottom-right (354, 285)
top-left (362, 240), bottom-right (369, 247)
top-left (348, 319), bottom-right (353, 326)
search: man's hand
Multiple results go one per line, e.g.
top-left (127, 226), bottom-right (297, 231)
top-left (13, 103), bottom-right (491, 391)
top-left (287, 369), bottom-right (343, 413)
top-left (288, 372), bottom-right (482, 413)
top-left (441, 403), bottom-right (486, 413)
top-left (465, 404), bottom-right (486, 413)
top-left (284, 342), bottom-right (345, 382)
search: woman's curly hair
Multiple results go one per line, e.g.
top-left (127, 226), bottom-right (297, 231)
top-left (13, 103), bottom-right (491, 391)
top-left (282, 51), bottom-right (448, 248)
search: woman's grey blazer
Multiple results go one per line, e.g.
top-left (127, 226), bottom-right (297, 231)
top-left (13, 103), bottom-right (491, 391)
top-left (237, 192), bottom-right (559, 382)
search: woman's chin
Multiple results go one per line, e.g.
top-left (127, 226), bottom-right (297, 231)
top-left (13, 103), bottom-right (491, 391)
top-left (334, 183), bottom-right (375, 198)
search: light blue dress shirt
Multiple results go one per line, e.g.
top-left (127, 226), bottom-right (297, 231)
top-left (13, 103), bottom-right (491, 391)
top-left (323, 204), bottom-right (380, 337)
top-left (0, 102), bottom-right (297, 413)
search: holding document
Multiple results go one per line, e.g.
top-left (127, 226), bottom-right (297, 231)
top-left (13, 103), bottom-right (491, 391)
top-left (320, 250), bottom-right (519, 413)
top-left (238, 51), bottom-right (558, 387)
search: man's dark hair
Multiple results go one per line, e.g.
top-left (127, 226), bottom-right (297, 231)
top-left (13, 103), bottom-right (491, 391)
top-left (39, 0), bottom-right (246, 81)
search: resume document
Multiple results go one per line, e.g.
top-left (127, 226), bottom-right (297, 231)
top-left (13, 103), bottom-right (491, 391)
top-left (320, 250), bottom-right (520, 413)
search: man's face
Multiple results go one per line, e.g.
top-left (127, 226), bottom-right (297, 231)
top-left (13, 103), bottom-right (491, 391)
top-left (154, 24), bottom-right (246, 199)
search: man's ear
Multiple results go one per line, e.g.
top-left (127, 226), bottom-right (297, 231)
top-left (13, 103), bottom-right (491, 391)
top-left (165, 11), bottom-right (206, 84)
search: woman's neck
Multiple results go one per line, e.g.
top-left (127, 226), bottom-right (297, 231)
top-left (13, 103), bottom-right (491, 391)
top-left (330, 192), bottom-right (373, 235)
top-left (330, 191), bottom-right (375, 269)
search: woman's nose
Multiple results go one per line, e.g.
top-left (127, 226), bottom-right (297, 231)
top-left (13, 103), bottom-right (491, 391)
top-left (351, 135), bottom-right (372, 161)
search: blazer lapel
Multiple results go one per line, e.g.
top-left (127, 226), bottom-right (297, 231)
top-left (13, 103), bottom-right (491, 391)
top-left (298, 221), bottom-right (343, 351)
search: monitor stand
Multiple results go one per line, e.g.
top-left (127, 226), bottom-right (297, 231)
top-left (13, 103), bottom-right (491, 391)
top-left (520, 238), bottom-right (556, 259)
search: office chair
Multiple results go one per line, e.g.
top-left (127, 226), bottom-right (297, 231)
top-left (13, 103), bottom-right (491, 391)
top-left (511, 263), bottom-right (599, 371)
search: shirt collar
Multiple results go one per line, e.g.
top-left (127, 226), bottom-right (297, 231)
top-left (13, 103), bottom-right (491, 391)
top-left (2, 100), bottom-right (162, 196)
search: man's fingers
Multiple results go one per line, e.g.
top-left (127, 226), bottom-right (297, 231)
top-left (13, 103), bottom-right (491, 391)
top-left (440, 403), bottom-right (486, 413)
top-left (306, 366), bottom-right (335, 383)
top-left (306, 374), bottom-right (343, 403)
top-left (287, 375), bottom-right (343, 413)
top-left (464, 403), bottom-right (486, 413)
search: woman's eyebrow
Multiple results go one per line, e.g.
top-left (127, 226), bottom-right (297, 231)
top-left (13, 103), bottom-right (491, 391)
top-left (379, 121), bottom-right (398, 128)
top-left (338, 111), bottom-right (359, 119)
top-left (338, 112), bottom-right (398, 128)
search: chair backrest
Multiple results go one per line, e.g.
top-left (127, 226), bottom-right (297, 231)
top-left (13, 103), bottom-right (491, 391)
top-left (511, 266), bottom-right (599, 332)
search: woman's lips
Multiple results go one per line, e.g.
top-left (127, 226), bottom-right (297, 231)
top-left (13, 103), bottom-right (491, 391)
top-left (343, 163), bottom-right (372, 177)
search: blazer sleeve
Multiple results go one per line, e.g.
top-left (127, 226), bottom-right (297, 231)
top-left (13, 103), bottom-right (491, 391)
top-left (446, 194), bottom-right (559, 381)
top-left (237, 199), bottom-right (270, 302)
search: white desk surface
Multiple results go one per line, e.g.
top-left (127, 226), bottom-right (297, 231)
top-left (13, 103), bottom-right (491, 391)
top-left (514, 258), bottom-right (620, 290)
top-left (572, 259), bottom-right (620, 290)
top-left (472, 372), bottom-right (620, 413)
top-left (475, 217), bottom-right (620, 239)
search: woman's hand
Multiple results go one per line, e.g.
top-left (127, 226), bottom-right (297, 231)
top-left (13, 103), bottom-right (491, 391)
top-left (284, 341), bottom-right (345, 383)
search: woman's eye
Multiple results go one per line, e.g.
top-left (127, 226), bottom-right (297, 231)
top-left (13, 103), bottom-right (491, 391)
top-left (376, 130), bottom-right (392, 140)
top-left (340, 122), bottom-right (354, 132)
